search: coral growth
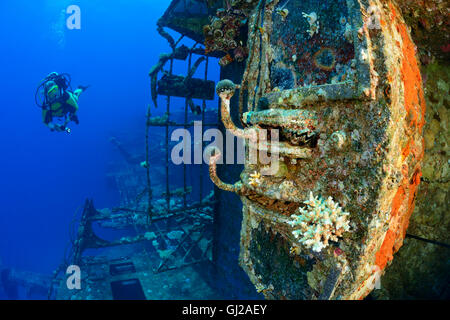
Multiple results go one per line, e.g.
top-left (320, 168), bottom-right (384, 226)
top-left (219, 54), bottom-right (234, 67)
top-left (288, 192), bottom-right (351, 252)
top-left (249, 171), bottom-right (262, 187)
top-left (276, 8), bottom-right (289, 21)
top-left (203, 4), bottom-right (249, 65)
top-left (302, 12), bottom-right (320, 38)
top-left (204, 11), bottom-right (243, 54)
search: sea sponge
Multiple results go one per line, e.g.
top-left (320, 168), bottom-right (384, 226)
top-left (203, 25), bottom-right (213, 37)
top-left (211, 18), bottom-right (223, 30)
top-left (225, 28), bottom-right (236, 39)
top-left (219, 54), bottom-right (234, 67)
top-left (216, 79), bottom-right (237, 97)
top-left (214, 29), bottom-right (224, 39)
top-left (288, 192), bottom-right (351, 252)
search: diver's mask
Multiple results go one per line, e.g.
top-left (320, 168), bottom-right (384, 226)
top-left (45, 81), bottom-right (60, 103)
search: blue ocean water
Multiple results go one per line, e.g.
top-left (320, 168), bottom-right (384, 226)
top-left (0, 0), bottom-right (219, 299)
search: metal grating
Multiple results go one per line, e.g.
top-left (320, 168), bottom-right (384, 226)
top-left (48, 26), bottom-right (220, 299)
top-left (146, 33), bottom-right (220, 217)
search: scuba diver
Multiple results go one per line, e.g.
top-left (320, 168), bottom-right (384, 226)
top-left (35, 72), bottom-right (89, 133)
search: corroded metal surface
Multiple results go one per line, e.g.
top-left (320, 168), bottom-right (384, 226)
top-left (371, 2), bottom-right (450, 297)
top-left (208, 0), bottom-right (427, 299)
top-left (269, 0), bottom-right (356, 88)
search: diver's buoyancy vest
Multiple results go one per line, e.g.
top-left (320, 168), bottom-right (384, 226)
top-left (48, 91), bottom-right (78, 117)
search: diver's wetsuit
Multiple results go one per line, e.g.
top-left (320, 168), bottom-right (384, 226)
top-left (42, 88), bottom-right (83, 128)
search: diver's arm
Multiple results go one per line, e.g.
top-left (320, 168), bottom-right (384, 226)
top-left (42, 109), bottom-right (54, 130)
top-left (42, 109), bottom-right (65, 132)
top-left (63, 116), bottom-right (71, 128)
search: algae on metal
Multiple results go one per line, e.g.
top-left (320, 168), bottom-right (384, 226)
top-left (207, 0), bottom-right (429, 300)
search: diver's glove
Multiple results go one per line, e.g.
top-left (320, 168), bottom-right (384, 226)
top-left (55, 125), bottom-right (65, 132)
top-left (48, 123), bottom-right (56, 132)
top-left (53, 124), bottom-right (71, 133)
top-left (48, 123), bottom-right (69, 133)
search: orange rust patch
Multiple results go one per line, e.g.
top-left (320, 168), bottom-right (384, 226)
top-left (374, 4), bottom-right (426, 272)
top-left (375, 170), bottom-right (408, 270)
top-left (398, 27), bottom-right (427, 130)
top-left (395, 167), bottom-right (422, 251)
top-left (376, 229), bottom-right (397, 270)
top-left (391, 183), bottom-right (407, 218)
top-left (401, 139), bottom-right (412, 161)
top-left (389, 3), bottom-right (397, 20)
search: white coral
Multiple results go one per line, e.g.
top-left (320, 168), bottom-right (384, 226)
top-left (344, 23), bottom-right (353, 43)
top-left (302, 12), bottom-right (320, 37)
top-left (288, 192), bottom-right (351, 252)
top-left (249, 171), bottom-right (262, 187)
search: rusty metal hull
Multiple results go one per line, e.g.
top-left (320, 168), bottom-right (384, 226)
top-left (208, 0), bottom-right (426, 299)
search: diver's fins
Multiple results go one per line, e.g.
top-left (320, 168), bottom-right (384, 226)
top-left (70, 114), bottom-right (80, 124)
top-left (78, 85), bottom-right (90, 91)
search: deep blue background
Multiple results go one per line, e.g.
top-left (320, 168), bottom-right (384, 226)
top-left (0, 0), bottom-right (219, 290)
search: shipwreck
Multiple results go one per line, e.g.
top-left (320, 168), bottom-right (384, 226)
top-left (8, 0), bottom-right (444, 300)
